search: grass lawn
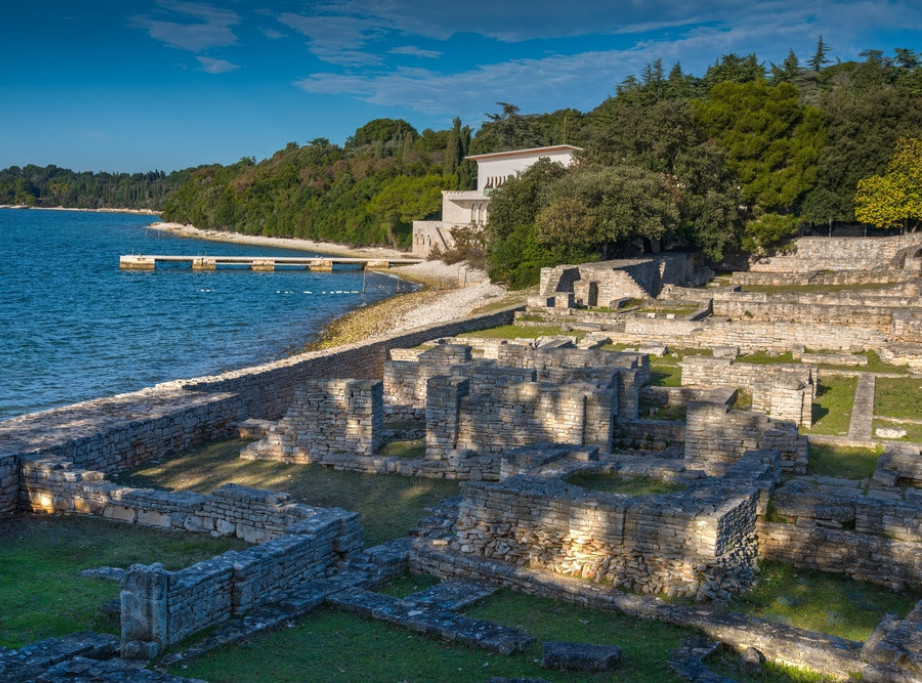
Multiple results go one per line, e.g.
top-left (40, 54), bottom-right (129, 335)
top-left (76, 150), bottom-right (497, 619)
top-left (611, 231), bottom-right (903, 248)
top-left (806, 443), bottom-right (882, 479)
top-left (563, 471), bottom-right (685, 495)
top-left (113, 439), bottom-right (460, 547)
top-left (728, 561), bottom-right (922, 642)
top-left (808, 376), bottom-right (858, 436)
top-left (0, 515), bottom-right (246, 648)
top-left (463, 324), bottom-right (576, 339)
top-left (873, 418), bottom-right (922, 442)
top-left (875, 377), bottom-right (922, 421)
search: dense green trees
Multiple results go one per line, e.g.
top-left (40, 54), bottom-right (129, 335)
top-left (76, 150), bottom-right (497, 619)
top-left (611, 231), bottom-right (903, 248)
top-left (855, 136), bottom-right (922, 231)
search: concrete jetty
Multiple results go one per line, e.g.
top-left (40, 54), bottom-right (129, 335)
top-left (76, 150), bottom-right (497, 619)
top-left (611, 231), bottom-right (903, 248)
top-left (119, 254), bottom-right (422, 272)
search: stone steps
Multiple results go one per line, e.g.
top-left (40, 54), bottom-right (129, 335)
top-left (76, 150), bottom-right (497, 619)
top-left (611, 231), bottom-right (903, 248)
top-left (326, 587), bottom-right (533, 655)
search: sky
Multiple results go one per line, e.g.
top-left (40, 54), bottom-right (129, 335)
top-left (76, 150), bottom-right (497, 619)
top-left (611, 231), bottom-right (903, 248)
top-left (1, 0), bottom-right (919, 173)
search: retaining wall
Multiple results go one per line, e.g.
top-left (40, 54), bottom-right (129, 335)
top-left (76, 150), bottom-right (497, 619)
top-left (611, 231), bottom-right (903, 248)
top-left (749, 234), bottom-right (922, 273)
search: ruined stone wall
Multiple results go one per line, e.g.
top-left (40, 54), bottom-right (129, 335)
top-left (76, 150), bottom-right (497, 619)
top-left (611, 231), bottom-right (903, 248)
top-left (425, 377), bottom-right (616, 459)
top-left (749, 234), bottom-right (922, 273)
top-left (20, 456), bottom-right (362, 545)
top-left (496, 346), bottom-right (647, 420)
top-left (757, 521), bottom-right (922, 590)
top-left (614, 316), bottom-right (887, 352)
top-left (731, 270), bottom-right (914, 287)
top-left (711, 294), bottom-right (904, 330)
top-left (685, 402), bottom-right (807, 474)
top-left (120, 503), bottom-right (361, 657)
top-left (681, 356), bottom-right (815, 427)
top-left (241, 380), bottom-right (383, 463)
top-left (382, 345), bottom-right (536, 420)
top-left (450, 476), bottom-right (759, 598)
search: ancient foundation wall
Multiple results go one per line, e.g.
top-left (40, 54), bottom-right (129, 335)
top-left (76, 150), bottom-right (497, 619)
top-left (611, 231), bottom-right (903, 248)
top-left (731, 269), bottom-right (914, 287)
top-left (450, 476), bottom-right (759, 599)
top-left (241, 380), bottom-right (383, 463)
top-left (20, 456), bottom-right (362, 545)
top-left (685, 402), bottom-right (807, 474)
top-left (120, 503), bottom-right (361, 658)
top-left (757, 521), bottom-right (922, 590)
top-left (425, 377), bottom-right (616, 459)
top-left (616, 316), bottom-right (887, 352)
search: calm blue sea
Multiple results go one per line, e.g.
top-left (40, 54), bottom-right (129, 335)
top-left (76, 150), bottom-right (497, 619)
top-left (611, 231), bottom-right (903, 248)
top-left (0, 209), bottom-right (407, 421)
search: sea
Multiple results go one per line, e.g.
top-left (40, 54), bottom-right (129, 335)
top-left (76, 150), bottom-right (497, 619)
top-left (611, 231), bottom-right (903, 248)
top-left (0, 209), bottom-right (408, 421)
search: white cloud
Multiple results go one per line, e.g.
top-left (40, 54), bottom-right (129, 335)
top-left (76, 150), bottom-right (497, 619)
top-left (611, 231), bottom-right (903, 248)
top-left (390, 45), bottom-right (441, 59)
top-left (197, 56), bottom-right (241, 73)
top-left (277, 12), bottom-right (385, 64)
top-left (133, 1), bottom-right (240, 52)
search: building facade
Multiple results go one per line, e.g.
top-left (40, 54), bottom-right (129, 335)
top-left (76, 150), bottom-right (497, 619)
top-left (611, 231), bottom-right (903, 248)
top-left (411, 144), bottom-right (581, 257)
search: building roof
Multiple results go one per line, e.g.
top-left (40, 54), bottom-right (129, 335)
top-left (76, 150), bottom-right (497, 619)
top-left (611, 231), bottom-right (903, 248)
top-left (465, 144), bottom-right (583, 162)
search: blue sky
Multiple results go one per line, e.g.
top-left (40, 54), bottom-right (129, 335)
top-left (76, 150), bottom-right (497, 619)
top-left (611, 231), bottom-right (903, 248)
top-left (1, 0), bottom-right (919, 173)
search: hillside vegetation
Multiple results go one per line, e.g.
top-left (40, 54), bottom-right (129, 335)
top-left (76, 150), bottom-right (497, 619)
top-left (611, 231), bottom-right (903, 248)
top-left (2, 44), bottom-right (920, 283)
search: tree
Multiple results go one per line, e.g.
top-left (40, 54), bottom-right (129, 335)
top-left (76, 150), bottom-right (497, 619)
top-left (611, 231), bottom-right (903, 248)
top-left (855, 136), bottom-right (922, 231)
top-left (809, 36), bottom-right (831, 72)
top-left (769, 50), bottom-right (801, 85)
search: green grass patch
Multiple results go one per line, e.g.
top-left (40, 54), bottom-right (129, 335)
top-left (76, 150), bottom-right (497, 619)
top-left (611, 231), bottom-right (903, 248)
top-left (814, 350), bottom-right (908, 375)
top-left (639, 402), bottom-right (688, 421)
top-left (563, 472), bottom-right (685, 496)
top-left (873, 419), bottom-right (922, 443)
top-left (0, 515), bottom-right (245, 648)
top-left (113, 439), bottom-right (460, 547)
top-left (463, 324), bottom-right (574, 339)
top-left (875, 377), bottom-right (922, 421)
top-left (808, 376), bottom-right (858, 436)
top-left (806, 443), bottom-right (882, 479)
top-left (728, 561), bottom-right (922, 642)
top-left (740, 283), bottom-right (891, 294)
top-left (376, 439), bottom-right (426, 459)
top-left (736, 350), bottom-right (797, 365)
top-left (172, 589), bottom-right (698, 682)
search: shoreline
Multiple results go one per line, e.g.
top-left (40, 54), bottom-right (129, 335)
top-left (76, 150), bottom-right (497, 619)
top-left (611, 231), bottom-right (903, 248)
top-left (148, 221), bottom-right (412, 260)
top-left (0, 204), bottom-right (160, 215)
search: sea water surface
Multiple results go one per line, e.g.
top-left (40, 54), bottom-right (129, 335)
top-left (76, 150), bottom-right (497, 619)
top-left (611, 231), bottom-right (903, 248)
top-left (0, 209), bottom-right (407, 421)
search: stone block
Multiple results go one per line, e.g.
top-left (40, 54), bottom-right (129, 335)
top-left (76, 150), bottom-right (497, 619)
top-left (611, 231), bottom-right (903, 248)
top-left (541, 641), bottom-right (622, 672)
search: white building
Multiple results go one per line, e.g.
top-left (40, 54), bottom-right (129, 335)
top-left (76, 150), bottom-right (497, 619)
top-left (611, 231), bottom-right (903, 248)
top-left (411, 144), bottom-right (581, 257)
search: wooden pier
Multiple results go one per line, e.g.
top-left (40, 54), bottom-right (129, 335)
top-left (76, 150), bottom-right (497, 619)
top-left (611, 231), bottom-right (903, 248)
top-left (119, 254), bottom-right (422, 272)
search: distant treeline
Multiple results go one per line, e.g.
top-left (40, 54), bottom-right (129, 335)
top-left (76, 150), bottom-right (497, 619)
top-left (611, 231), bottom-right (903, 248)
top-left (2, 42), bottom-right (921, 284)
top-left (0, 166), bottom-right (190, 210)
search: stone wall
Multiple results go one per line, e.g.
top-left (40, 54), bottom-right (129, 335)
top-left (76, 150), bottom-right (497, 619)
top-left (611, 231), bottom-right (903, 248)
top-left (19, 456), bottom-right (362, 545)
top-left (120, 502), bottom-right (361, 657)
top-left (685, 402), bottom-right (807, 475)
top-left (241, 380), bottom-right (383, 463)
top-left (425, 377), bottom-right (617, 459)
top-left (681, 356), bottom-right (815, 427)
top-left (748, 234), bottom-right (922, 273)
top-left (496, 345), bottom-right (647, 420)
top-left (450, 474), bottom-right (760, 599)
top-left (539, 254), bottom-right (698, 305)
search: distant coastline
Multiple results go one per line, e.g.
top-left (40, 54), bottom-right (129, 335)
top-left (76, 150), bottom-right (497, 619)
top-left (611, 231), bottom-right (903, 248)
top-left (0, 205), bottom-right (160, 215)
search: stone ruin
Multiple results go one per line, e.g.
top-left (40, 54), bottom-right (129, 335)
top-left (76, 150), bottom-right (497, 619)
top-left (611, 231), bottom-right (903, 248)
top-left (6, 240), bottom-right (922, 680)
